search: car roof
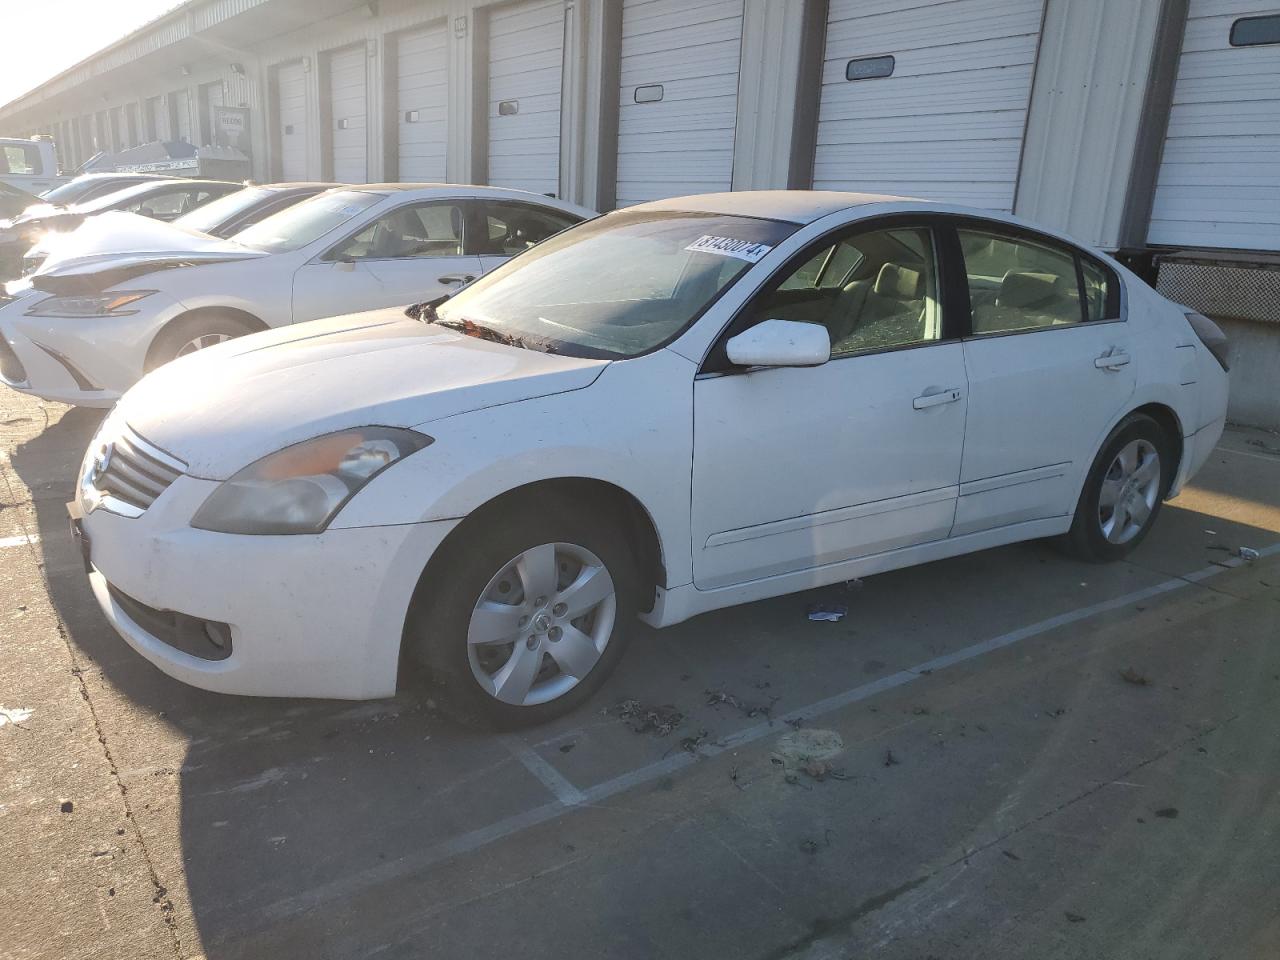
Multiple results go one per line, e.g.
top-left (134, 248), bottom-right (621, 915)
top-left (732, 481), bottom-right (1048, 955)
top-left (321, 183), bottom-right (597, 218)
top-left (260, 182), bottom-right (340, 191)
top-left (628, 190), bottom-right (925, 225)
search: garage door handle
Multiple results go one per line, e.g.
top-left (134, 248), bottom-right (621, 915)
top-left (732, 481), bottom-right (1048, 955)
top-left (913, 388), bottom-right (962, 410)
top-left (437, 274), bottom-right (475, 286)
top-left (1095, 352), bottom-right (1131, 370)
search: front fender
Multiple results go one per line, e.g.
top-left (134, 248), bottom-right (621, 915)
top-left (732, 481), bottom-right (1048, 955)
top-left (332, 350), bottom-right (698, 588)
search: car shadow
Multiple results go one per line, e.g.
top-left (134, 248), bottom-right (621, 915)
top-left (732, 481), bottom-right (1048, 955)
top-left (8, 406), bottom-right (1280, 958)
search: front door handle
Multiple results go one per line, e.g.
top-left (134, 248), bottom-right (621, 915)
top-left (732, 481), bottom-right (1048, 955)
top-left (913, 388), bottom-right (963, 410)
top-left (437, 274), bottom-right (476, 286)
top-left (1095, 351), bottom-right (1131, 370)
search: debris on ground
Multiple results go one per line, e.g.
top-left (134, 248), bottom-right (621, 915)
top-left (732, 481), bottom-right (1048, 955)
top-left (1119, 667), bottom-right (1151, 686)
top-left (798, 759), bottom-right (850, 782)
top-left (59, 800), bottom-right (74, 813)
top-left (1154, 807), bottom-right (1179, 819)
top-left (1238, 546), bottom-right (1260, 562)
top-left (678, 729), bottom-right (709, 753)
top-left (800, 839), bottom-right (820, 855)
top-left (1065, 911), bottom-right (1086, 923)
top-left (558, 742), bottom-right (575, 754)
top-left (911, 705), bottom-right (930, 716)
top-left (613, 699), bottom-right (684, 736)
top-left (806, 603), bottom-right (848, 622)
top-left (884, 749), bottom-right (900, 767)
top-left (0, 707), bottom-right (33, 729)
top-left (1002, 850), bottom-right (1022, 861)
top-left (705, 688), bottom-right (778, 719)
top-left (729, 766), bottom-right (742, 790)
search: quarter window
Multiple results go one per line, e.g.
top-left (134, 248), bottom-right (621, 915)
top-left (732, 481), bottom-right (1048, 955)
top-left (747, 226), bottom-right (941, 357)
top-left (479, 201), bottom-right (581, 256)
top-left (1080, 257), bottom-right (1115, 322)
top-left (331, 202), bottom-right (466, 260)
top-left (959, 230), bottom-right (1084, 334)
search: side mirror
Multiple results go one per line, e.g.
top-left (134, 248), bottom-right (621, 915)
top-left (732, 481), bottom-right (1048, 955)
top-left (725, 319), bottom-right (831, 369)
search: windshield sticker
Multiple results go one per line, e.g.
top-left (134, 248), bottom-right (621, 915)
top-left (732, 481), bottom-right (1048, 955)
top-left (684, 235), bottom-right (773, 263)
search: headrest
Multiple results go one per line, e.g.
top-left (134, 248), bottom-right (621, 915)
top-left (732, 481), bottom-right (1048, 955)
top-left (874, 263), bottom-right (924, 299)
top-left (998, 271), bottom-right (1062, 308)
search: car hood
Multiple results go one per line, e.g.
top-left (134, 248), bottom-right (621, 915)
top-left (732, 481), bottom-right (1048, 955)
top-left (32, 211), bottom-right (225, 270)
top-left (115, 309), bottom-right (610, 479)
top-left (28, 217), bottom-right (263, 294)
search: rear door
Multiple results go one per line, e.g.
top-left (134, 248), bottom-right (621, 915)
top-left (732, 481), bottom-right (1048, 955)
top-left (952, 221), bottom-right (1134, 535)
top-left (290, 199), bottom-right (482, 322)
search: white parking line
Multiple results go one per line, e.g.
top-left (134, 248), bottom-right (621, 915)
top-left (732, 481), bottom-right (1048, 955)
top-left (0, 533), bottom-right (38, 550)
top-left (241, 542), bottom-right (1279, 931)
top-left (1219, 446), bottom-right (1280, 465)
top-left (502, 736), bottom-right (586, 806)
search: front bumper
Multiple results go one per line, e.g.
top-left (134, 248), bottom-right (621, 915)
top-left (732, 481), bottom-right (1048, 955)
top-left (0, 292), bottom-right (183, 406)
top-left (78, 474), bottom-right (459, 699)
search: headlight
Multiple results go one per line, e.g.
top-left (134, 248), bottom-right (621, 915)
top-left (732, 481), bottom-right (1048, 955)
top-left (191, 427), bottom-right (432, 535)
top-left (25, 290), bottom-right (156, 318)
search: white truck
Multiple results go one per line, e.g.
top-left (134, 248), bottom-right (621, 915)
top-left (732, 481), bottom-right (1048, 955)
top-left (0, 136), bottom-right (70, 195)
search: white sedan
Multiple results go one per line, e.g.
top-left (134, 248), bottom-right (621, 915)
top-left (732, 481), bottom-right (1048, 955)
top-left (70, 191), bottom-right (1229, 727)
top-left (0, 184), bottom-right (592, 406)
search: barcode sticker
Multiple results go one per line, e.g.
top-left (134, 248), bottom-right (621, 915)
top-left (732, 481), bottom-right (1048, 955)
top-left (684, 235), bottom-right (773, 263)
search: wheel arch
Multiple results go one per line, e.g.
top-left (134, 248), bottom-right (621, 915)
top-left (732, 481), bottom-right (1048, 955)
top-left (144, 306), bottom-right (268, 371)
top-left (1129, 401), bottom-right (1184, 493)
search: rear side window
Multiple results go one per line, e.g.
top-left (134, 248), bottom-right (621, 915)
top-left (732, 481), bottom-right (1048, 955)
top-left (0, 144), bottom-right (40, 176)
top-left (478, 201), bottom-right (582, 256)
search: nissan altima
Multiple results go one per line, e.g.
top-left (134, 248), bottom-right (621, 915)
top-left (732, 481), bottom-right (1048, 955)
top-left (69, 191), bottom-right (1229, 727)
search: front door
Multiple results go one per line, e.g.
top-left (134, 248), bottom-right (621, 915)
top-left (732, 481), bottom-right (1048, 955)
top-left (952, 224), bottom-right (1136, 535)
top-left (691, 222), bottom-right (968, 589)
top-left (290, 199), bottom-right (482, 323)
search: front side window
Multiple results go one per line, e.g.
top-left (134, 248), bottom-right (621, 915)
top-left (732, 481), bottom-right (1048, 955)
top-left (328, 202), bottom-right (466, 260)
top-left (174, 187), bottom-right (269, 235)
top-left (478, 201), bottom-right (582, 256)
top-left (232, 190), bottom-right (383, 253)
top-left (746, 226), bottom-right (941, 357)
top-left (435, 210), bottom-right (797, 359)
top-left (0, 145), bottom-right (39, 176)
top-left (960, 229), bottom-right (1084, 334)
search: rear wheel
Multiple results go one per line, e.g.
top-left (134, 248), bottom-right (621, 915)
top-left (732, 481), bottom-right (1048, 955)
top-left (147, 313), bottom-right (257, 372)
top-left (1063, 413), bottom-right (1170, 562)
top-left (405, 502), bottom-right (638, 728)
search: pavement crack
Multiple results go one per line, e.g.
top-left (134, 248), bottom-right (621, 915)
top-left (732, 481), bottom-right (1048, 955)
top-left (0, 450), bottom-right (185, 959)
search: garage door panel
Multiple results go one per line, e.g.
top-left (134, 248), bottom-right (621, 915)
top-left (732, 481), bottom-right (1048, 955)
top-left (487, 0), bottom-right (563, 196)
top-left (813, 0), bottom-right (1042, 211)
top-left (615, 0), bottom-right (743, 207)
top-left (397, 24), bottom-right (449, 182)
top-left (329, 45), bottom-right (368, 183)
top-left (276, 61), bottom-right (308, 181)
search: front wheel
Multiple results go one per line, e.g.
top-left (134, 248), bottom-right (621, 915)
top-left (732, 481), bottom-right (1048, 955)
top-left (146, 313), bottom-right (256, 372)
top-left (1063, 413), bottom-right (1170, 562)
top-left (405, 504), bottom-right (638, 728)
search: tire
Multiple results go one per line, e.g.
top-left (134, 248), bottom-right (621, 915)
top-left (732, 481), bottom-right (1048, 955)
top-left (1062, 413), bottom-right (1171, 562)
top-left (405, 498), bottom-right (639, 729)
top-left (146, 313), bottom-right (257, 372)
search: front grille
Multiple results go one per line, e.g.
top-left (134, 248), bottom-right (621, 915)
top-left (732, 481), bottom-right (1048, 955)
top-left (0, 333), bottom-right (26, 383)
top-left (107, 583), bottom-right (233, 661)
top-left (93, 425), bottom-right (186, 513)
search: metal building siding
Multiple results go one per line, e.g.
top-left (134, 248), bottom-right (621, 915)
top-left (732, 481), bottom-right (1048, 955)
top-left (614, 0), bottom-right (745, 207)
top-left (1149, 0), bottom-right (1280, 250)
top-left (172, 90), bottom-right (193, 143)
top-left (397, 24), bottom-right (450, 182)
top-left (813, 0), bottom-right (1044, 211)
top-left (329, 45), bottom-right (369, 183)
top-left (276, 61), bottom-right (309, 180)
top-left (487, 0), bottom-right (566, 195)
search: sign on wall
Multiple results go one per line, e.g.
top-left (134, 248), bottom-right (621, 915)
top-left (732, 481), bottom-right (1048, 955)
top-left (212, 106), bottom-right (252, 155)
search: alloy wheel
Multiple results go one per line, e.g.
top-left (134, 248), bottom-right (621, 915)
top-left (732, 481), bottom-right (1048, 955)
top-left (1098, 438), bottom-right (1161, 545)
top-left (176, 333), bottom-right (234, 357)
top-left (467, 542), bottom-right (617, 706)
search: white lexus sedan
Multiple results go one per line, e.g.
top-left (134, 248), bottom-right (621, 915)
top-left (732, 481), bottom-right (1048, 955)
top-left (69, 191), bottom-right (1229, 727)
top-left (0, 184), bottom-right (592, 406)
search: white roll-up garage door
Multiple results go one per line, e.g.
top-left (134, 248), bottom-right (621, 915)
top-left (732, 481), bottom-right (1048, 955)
top-left (813, 0), bottom-right (1044, 211)
top-left (397, 24), bottom-right (450, 182)
top-left (615, 0), bottom-right (744, 207)
top-left (172, 91), bottom-right (192, 144)
top-left (487, 0), bottom-right (565, 195)
top-left (276, 61), bottom-right (308, 181)
top-left (1149, 1), bottom-right (1280, 250)
top-left (329, 45), bottom-right (369, 183)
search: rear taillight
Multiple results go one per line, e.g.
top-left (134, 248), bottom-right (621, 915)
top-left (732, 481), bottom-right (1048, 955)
top-left (1185, 311), bottom-right (1230, 371)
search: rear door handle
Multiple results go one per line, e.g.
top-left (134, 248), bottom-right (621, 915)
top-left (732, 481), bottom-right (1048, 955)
top-left (913, 388), bottom-right (963, 410)
top-left (437, 274), bottom-right (476, 286)
top-left (1095, 352), bottom-right (1131, 370)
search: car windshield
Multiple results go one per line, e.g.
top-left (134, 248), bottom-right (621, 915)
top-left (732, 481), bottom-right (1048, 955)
top-left (74, 181), bottom-right (187, 214)
top-left (231, 190), bottom-right (383, 253)
top-left (434, 210), bottom-right (798, 359)
top-left (39, 177), bottom-right (111, 205)
top-left (174, 186), bottom-right (271, 235)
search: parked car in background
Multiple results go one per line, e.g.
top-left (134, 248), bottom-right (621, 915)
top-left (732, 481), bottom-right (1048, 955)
top-left (20, 182), bottom-right (337, 276)
top-left (66, 191), bottom-right (1230, 726)
top-left (37, 172), bottom-right (173, 207)
top-left (0, 184), bottom-right (592, 405)
top-left (0, 178), bottom-right (241, 280)
top-left (0, 136), bottom-right (67, 194)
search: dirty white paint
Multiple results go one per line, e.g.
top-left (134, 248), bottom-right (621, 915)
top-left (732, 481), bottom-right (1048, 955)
top-left (0, 707), bottom-right (34, 727)
top-left (0, 534), bottom-right (38, 550)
